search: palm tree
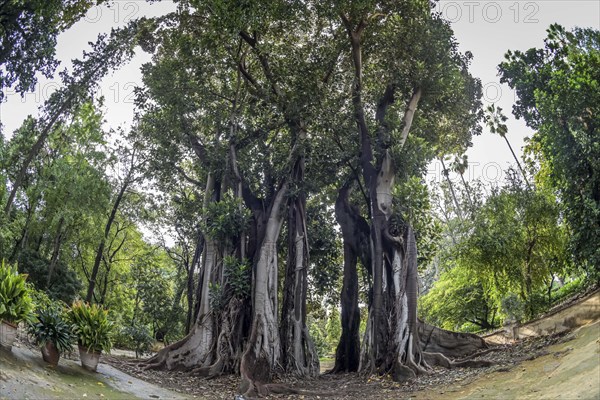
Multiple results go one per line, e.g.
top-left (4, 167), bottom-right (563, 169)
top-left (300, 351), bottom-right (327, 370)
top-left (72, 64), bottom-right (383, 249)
top-left (485, 104), bottom-right (531, 188)
top-left (451, 154), bottom-right (474, 210)
top-left (440, 156), bottom-right (463, 221)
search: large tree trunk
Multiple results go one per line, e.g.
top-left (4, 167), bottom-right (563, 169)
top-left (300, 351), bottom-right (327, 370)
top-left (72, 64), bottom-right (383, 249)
top-left (333, 239), bottom-right (360, 372)
top-left (332, 183), bottom-right (370, 373)
top-left (280, 125), bottom-right (319, 377)
top-left (145, 235), bottom-right (219, 371)
top-left (239, 183), bottom-right (287, 397)
top-left (186, 232), bottom-right (204, 334)
top-left (384, 225), bottom-right (429, 381)
top-left (145, 172), bottom-right (250, 378)
top-left (280, 157), bottom-right (319, 377)
top-left (341, 13), bottom-right (431, 380)
top-left (144, 174), bottom-right (221, 371)
top-left (360, 151), bottom-right (395, 373)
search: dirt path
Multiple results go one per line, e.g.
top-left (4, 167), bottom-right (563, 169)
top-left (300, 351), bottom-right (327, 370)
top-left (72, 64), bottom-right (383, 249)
top-left (0, 344), bottom-right (188, 399)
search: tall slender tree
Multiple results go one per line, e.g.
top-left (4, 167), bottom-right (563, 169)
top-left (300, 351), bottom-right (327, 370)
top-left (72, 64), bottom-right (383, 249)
top-left (484, 104), bottom-right (531, 188)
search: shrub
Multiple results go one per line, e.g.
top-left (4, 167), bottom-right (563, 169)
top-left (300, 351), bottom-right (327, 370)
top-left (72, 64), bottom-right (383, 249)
top-left (69, 301), bottom-right (113, 353)
top-left (501, 293), bottom-right (525, 323)
top-left (224, 256), bottom-right (250, 299)
top-left (0, 260), bottom-right (33, 324)
top-left (307, 315), bottom-right (328, 358)
top-left (17, 250), bottom-right (81, 303)
top-left (202, 195), bottom-right (250, 243)
top-left (115, 324), bottom-right (153, 358)
top-left (552, 276), bottom-right (589, 304)
top-left (209, 283), bottom-right (224, 311)
top-left (28, 283), bottom-right (55, 311)
top-left (28, 306), bottom-right (74, 353)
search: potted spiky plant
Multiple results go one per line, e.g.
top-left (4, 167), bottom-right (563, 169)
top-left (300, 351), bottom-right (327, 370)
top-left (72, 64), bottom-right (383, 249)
top-left (0, 261), bottom-right (33, 350)
top-left (28, 307), bottom-right (74, 366)
top-left (69, 301), bottom-right (113, 371)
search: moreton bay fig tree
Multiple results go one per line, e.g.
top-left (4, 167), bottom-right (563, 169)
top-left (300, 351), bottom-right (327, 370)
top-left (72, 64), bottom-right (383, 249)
top-left (129, 0), bottom-right (486, 395)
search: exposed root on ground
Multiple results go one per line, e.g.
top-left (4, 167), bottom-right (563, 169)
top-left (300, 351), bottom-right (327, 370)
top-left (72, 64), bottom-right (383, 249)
top-left (141, 337), bottom-right (189, 370)
top-left (423, 351), bottom-right (495, 369)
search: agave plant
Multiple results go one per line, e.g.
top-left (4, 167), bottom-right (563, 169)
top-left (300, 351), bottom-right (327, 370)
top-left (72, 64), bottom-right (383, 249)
top-left (69, 301), bottom-right (113, 353)
top-left (28, 307), bottom-right (74, 353)
top-left (0, 261), bottom-right (33, 325)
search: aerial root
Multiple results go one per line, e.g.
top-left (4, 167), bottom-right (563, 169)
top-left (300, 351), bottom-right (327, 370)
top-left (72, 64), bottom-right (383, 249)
top-left (189, 356), bottom-right (225, 378)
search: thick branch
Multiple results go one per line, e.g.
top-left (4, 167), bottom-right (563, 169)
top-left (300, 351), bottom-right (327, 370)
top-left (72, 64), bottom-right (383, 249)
top-left (239, 30), bottom-right (282, 98)
top-left (398, 88), bottom-right (422, 148)
top-left (340, 14), bottom-right (374, 182)
top-left (187, 133), bottom-right (209, 165)
top-left (171, 162), bottom-right (204, 187)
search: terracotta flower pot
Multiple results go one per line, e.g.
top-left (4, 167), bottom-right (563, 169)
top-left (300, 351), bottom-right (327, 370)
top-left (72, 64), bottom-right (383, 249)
top-left (41, 342), bottom-right (60, 366)
top-left (0, 320), bottom-right (18, 350)
top-left (78, 344), bottom-right (102, 372)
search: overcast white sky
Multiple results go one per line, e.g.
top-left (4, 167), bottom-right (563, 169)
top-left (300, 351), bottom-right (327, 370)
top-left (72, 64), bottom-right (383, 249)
top-left (1, 0), bottom-right (598, 186)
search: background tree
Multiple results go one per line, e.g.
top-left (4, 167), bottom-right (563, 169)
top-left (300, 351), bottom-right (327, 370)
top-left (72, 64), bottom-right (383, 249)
top-left (3, 22), bottom-right (139, 215)
top-left (499, 24), bottom-right (600, 279)
top-left (484, 104), bottom-right (531, 187)
top-left (86, 140), bottom-right (146, 303)
top-left (0, 0), bottom-right (103, 100)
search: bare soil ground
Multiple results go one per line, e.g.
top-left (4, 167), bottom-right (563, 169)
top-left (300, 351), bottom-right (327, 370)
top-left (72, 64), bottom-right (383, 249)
top-left (2, 291), bottom-right (598, 399)
top-left (104, 320), bottom-right (599, 399)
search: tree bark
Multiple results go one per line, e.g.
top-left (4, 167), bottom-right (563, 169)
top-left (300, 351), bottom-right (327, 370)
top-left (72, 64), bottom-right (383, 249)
top-left (239, 183), bottom-right (287, 397)
top-left (186, 232), bottom-right (204, 333)
top-left (332, 183), bottom-right (369, 373)
top-left (280, 155), bottom-right (319, 377)
top-left (385, 225), bottom-right (429, 380)
top-left (360, 151), bottom-right (395, 374)
top-left (145, 170), bottom-right (251, 377)
top-left (341, 10), bottom-right (431, 380)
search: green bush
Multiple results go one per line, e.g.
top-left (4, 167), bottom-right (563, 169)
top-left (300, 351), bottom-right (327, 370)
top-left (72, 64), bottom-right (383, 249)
top-left (69, 301), bottom-right (113, 353)
top-left (224, 256), bottom-right (250, 299)
top-left (28, 283), bottom-right (55, 311)
top-left (523, 291), bottom-right (549, 319)
top-left (552, 276), bottom-right (589, 304)
top-left (114, 324), bottom-right (153, 358)
top-left (209, 282), bottom-right (224, 311)
top-left (307, 314), bottom-right (328, 358)
top-left (28, 306), bottom-right (75, 353)
top-left (202, 195), bottom-right (250, 243)
top-left (501, 293), bottom-right (525, 323)
top-left (0, 260), bottom-right (33, 324)
top-left (18, 250), bottom-right (82, 304)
